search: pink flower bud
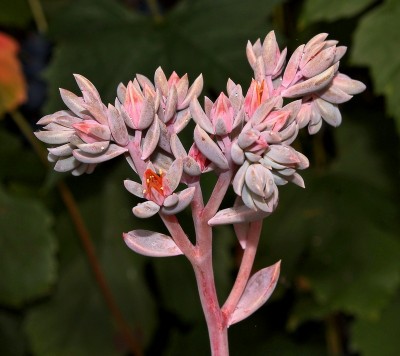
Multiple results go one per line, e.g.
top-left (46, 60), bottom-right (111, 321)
top-left (167, 71), bottom-right (180, 87)
top-left (124, 81), bottom-right (155, 130)
top-left (244, 79), bottom-right (269, 119)
top-left (210, 93), bottom-right (235, 135)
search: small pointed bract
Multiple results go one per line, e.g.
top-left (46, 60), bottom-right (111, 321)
top-left (208, 205), bottom-right (270, 226)
top-left (228, 261), bottom-right (281, 326)
top-left (124, 230), bottom-right (183, 257)
top-left (132, 201), bottom-right (160, 218)
top-left (107, 104), bottom-right (129, 146)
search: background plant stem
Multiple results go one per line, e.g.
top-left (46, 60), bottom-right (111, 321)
top-left (27, 0), bottom-right (48, 33)
top-left (10, 110), bottom-right (143, 356)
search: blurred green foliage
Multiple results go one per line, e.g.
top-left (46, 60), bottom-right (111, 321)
top-left (0, 0), bottom-right (399, 355)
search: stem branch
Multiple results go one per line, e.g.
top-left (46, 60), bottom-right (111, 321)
top-left (159, 213), bottom-right (197, 261)
top-left (222, 220), bottom-right (262, 320)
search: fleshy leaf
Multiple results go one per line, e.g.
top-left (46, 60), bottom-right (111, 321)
top-left (123, 230), bottom-right (183, 257)
top-left (132, 201), bottom-right (160, 219)
top-left (161, 187), bottom-right (195, 215)
top-left (73, 144), bottom-right (128, 163)
top-left (208, 204), bottom-right (270, 226)
top-left (281, 65), bottom-right (335, 98)
top-left (194, 125), bottom-right (229, 170)
top-left (228, 261), bottom-right (281, 326)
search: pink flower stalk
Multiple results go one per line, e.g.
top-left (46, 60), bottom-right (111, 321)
top-left (34, 30), bottom-right (365, 356)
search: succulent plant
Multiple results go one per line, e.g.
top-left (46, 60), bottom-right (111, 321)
top-left (34, 30), bottom-right (365, 356)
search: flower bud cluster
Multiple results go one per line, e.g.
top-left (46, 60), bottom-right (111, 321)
top-left (34, 75), bottom-right (129, 175)
top-left (246, 32), bottom-right (366, 134)
top-left (35, 31), bottom-right (365, 223)
top-left (35, 68), bottom-right (203, 218)
top-left (196, 32), bottom-right (364, 224)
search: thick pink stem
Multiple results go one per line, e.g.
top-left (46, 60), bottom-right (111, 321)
top-left (160, 171), bottom-right (232, 356)
top-left (192, 212), bottom-right (229, 355)
top-left (186, 180), bottom-right (229, 355)
top-left (222, 220), bottom-right (263, 320)
top-left (192, 254), bottom-right (229, 356)
top-left (161, 193), bottom-right (229, 354)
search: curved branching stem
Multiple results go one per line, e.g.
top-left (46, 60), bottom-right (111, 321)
top-left (203, 170), bottom-right (232, 221)
top-left (159, 212), bottom-right (197, 261)
top-left (222, 220), bottom-right (262, 321)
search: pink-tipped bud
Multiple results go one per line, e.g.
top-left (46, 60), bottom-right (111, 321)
top-left (124, 81), bottom-right (144, 125)
top-left (73, 120), bottom-right (111, 143)
top-left (167, 71), bottom-right (180, 87)
top-left (244, 79), bottom-right (269, 119)
top-left (124, 81), bottom-right (155, 130)
top-left (210, 93), bottom-right (235, 135)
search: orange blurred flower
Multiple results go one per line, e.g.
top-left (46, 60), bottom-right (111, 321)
top-left (0, 32), bottom-right (27, 117)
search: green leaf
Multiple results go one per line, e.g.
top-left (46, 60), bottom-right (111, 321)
top-left (303, 208), bottom-right (400, 319)
top-left (0, 311), bottom-right (26, 356)
top-left (229, 311), bottom-right (326, 356)
top-left (0, 187), bottom-right (57, 307)
top-left (153, 255), bottom-right (202, 323)
top-left (330, 119), bottom-right (395, 194)
top-left (299, 0), bottom-right (375, 25)
top-left (287, 295), bottom-right (332, 331)
top-left (43, 0), bottom-right (283, 112)
top-left (25, 161), bottom-right (156, 355)
top-left (25, 258), bottom-right (123, 356)
top-left (351, 0), bottom-right (400, 133)
top-left (0, 0), bottom-right (32, 27)
top-left (165, 325), bottom-right (209, 356)
top-left (351, 292), bottom-right (400, 356)
top-left (261, 118), bottom-right (400, 326)
top-left (0, 127), bottom-right (44, 185)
